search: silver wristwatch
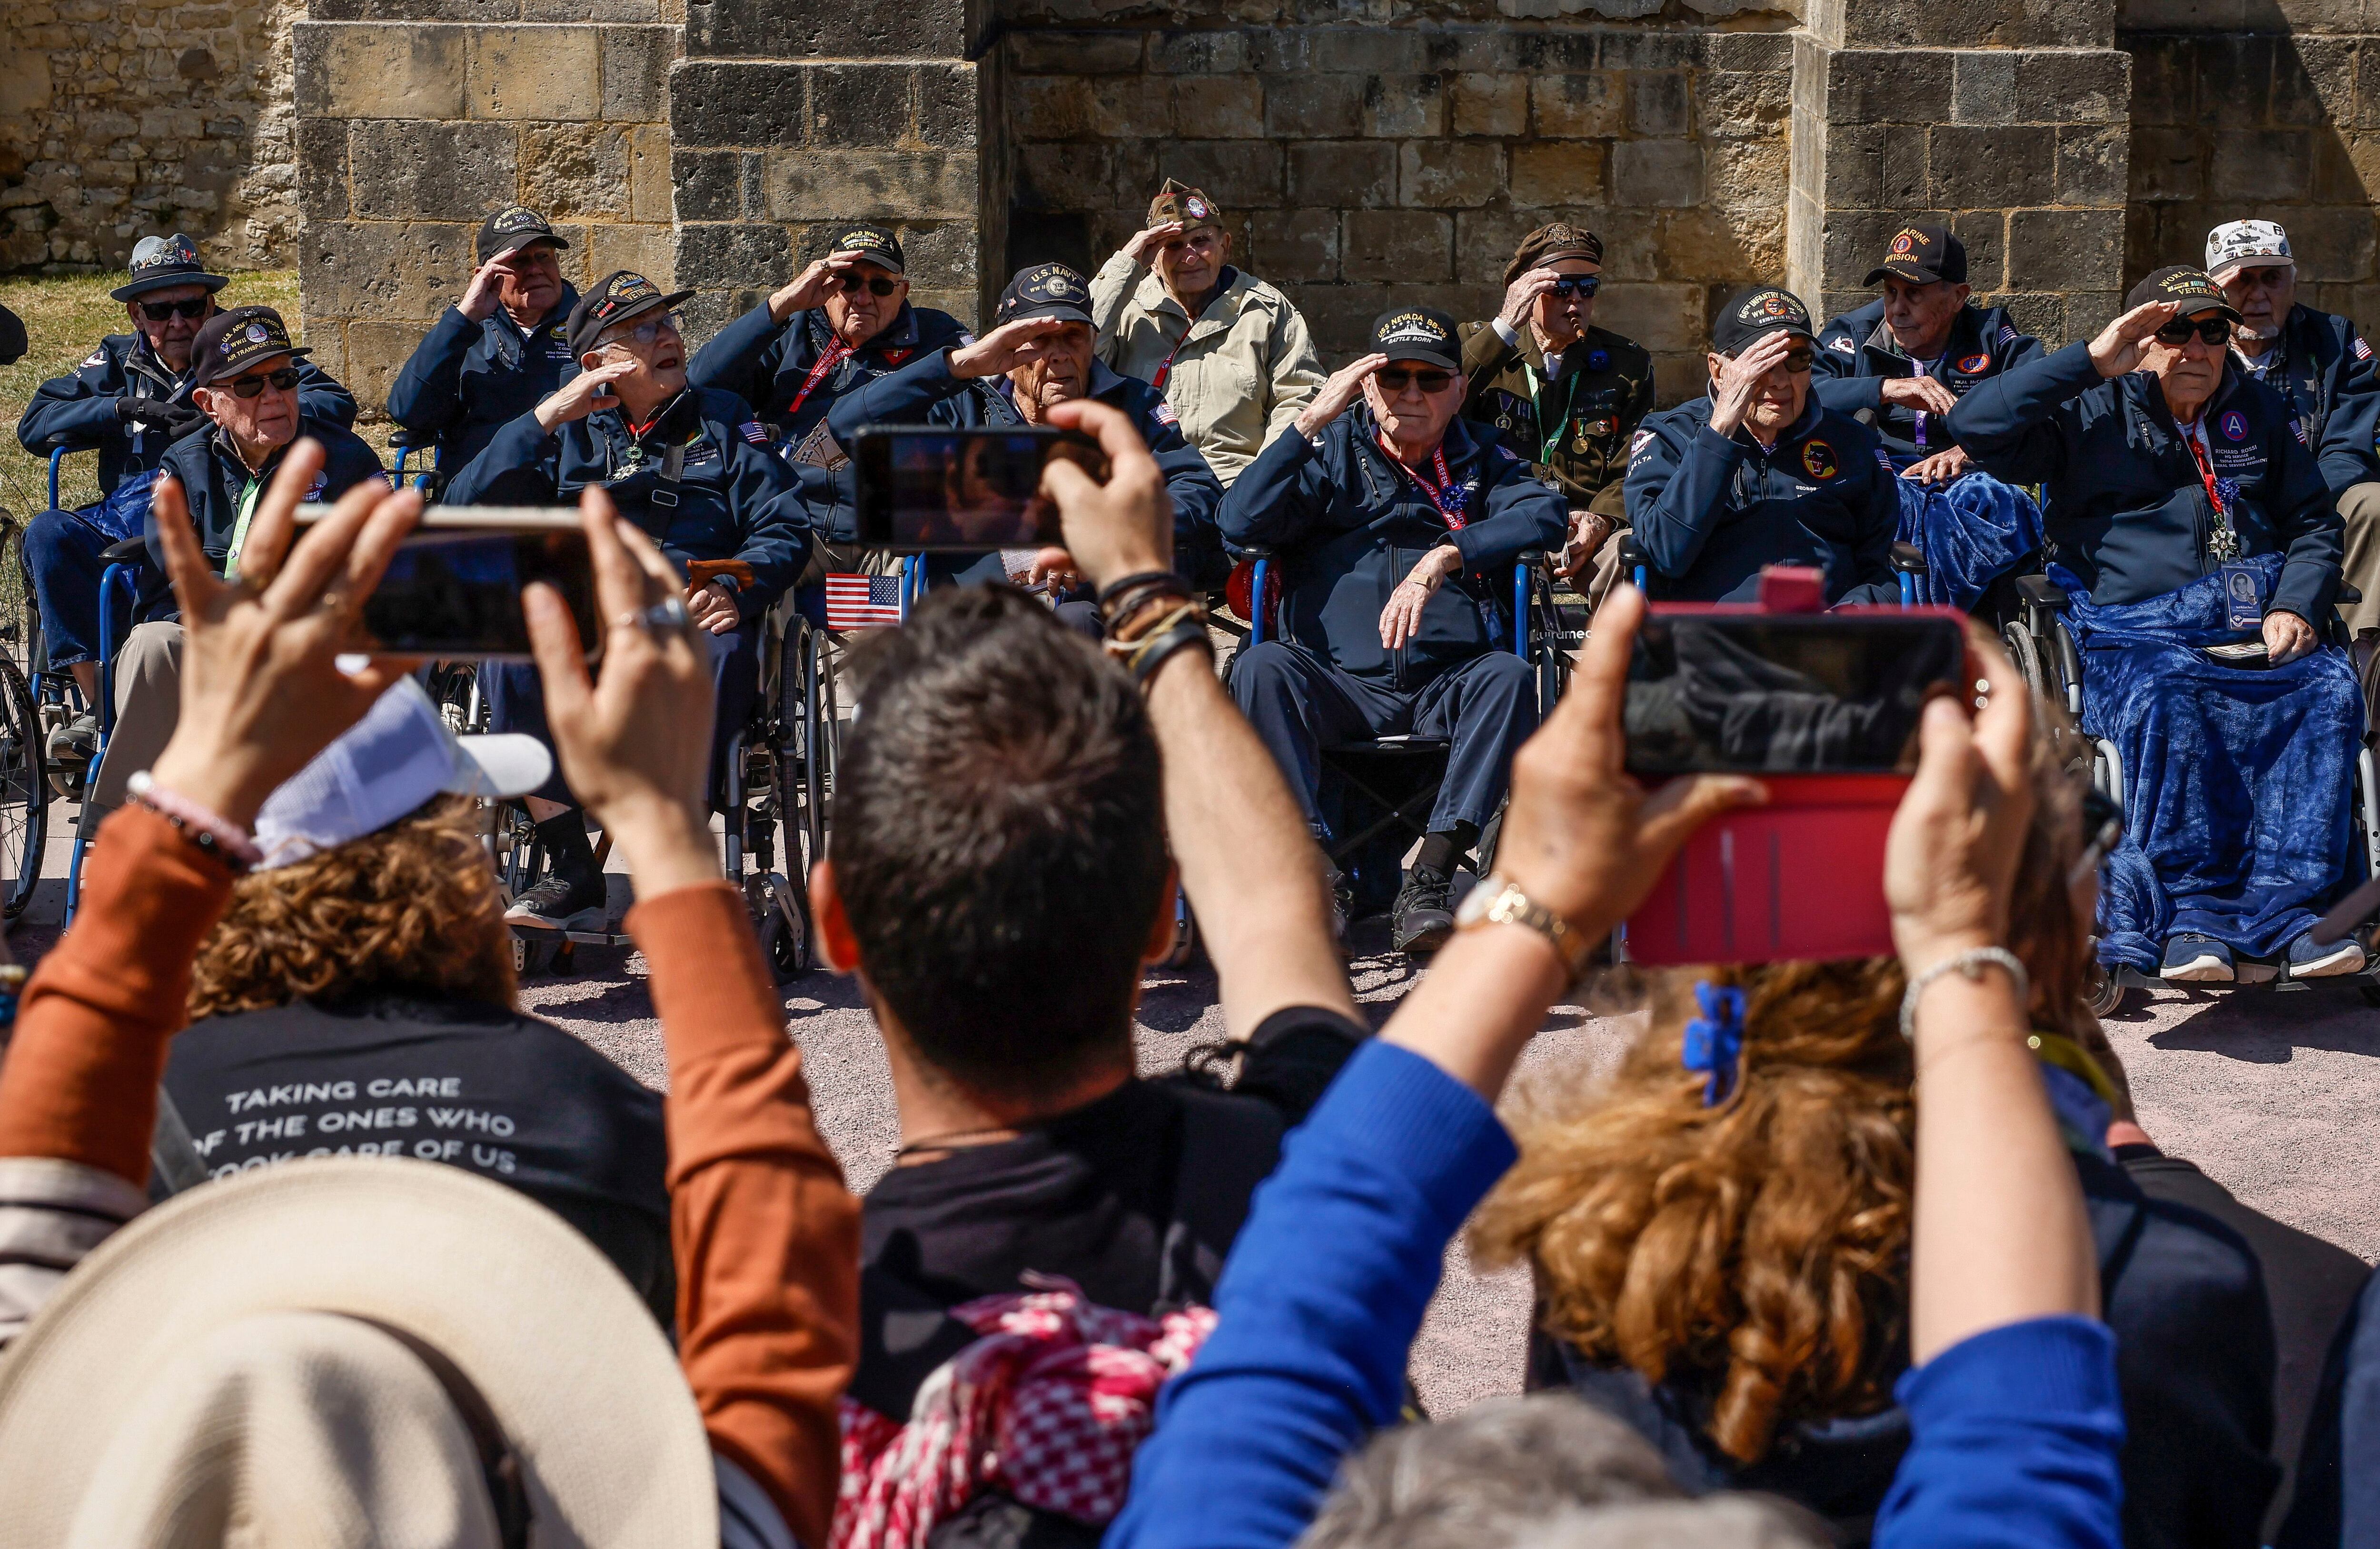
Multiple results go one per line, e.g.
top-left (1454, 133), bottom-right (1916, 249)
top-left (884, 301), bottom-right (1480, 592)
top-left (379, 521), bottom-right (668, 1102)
top-left (1454, 874), bottom-right (1593, 981)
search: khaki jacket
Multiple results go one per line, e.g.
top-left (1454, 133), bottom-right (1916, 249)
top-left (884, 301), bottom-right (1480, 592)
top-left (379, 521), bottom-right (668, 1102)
top-left (1091, 253), bottom-right (1325, 486)
top-left (1459, 320), bottom-right (1654, 520)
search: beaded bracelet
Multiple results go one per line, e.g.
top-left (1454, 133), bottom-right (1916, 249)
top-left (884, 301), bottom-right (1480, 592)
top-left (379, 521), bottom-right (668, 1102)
top-left (126, 770), bottom-right (263, 873)
top-left (1107, 584), bottom-right (1196, 643)
top-left (1897, 945), bottom-right (2029, 1040)
top-left (1096, 569), bottom-right (1181, 612)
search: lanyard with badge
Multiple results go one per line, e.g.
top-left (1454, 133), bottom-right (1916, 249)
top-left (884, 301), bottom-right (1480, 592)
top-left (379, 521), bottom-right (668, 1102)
top-left (2183, 422), bottom-right (2261, 629)
top-left (1524, 356), bottom-right (1585, 466)
top-left (785, 337), bottom-right (856, 420)
top-left (1909, 357), bottom-right (1933, 451)
top-left (1382, 437), bottom-right (1469, 531)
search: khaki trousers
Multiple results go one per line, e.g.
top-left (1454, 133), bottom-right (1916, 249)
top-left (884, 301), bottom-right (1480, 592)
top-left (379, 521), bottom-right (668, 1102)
top-left (2338, 482), bottom-right (2380, 637)
top-left (89, 621), bottom-right (183, 812)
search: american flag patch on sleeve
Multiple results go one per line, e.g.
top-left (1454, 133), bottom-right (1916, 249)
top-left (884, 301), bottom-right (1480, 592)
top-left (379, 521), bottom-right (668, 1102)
top-left (1152, 401), bottom-right (1179, 427)
top-left (1998, 325), bottom-right (2019, 345)
top-left (741, 421), bottom-right (771, 445)
top-left (824, 573), bottom-right (905, 631)
top-left (2358, 337), bottom-right (2372, 361)
top-left (2294, 418), bottom-right (2311, 445)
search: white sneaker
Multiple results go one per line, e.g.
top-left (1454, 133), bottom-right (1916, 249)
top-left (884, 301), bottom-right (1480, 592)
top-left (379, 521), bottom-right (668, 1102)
top-left (2290, 937), bottom-right (2367, 978)
top-left (2161, 933), bottom-right (2235, 982)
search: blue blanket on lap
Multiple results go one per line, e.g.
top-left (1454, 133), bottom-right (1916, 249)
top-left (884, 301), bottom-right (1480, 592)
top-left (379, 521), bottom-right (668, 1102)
top-left (1895, 471), bottom-right (2042, 610)
top-left (2054, 553), bottom-right (2363, 970)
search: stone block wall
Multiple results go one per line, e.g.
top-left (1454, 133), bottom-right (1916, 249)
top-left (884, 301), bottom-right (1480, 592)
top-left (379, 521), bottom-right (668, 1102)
top-left (1001, 21), bottom-right (1795, 397)
top-left (289, 2), bottom-right (681, 411)
top-left (2123, 20), bottom-right (2380, 327)
top-left (1, 0), bottom-right (304, 271)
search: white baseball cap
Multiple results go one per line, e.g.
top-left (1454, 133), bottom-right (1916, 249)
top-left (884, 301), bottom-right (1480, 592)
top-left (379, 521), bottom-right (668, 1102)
top-left (2206, 219), bottom-right (2294, 282)
top-left (251, 677), bottom-right (551, 870)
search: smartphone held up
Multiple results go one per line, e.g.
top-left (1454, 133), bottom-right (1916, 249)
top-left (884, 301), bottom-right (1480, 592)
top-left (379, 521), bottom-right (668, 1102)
top-left (849, 425), bottom-right (1106, 551)
top-left (298, 506), bottom-right (604, 660)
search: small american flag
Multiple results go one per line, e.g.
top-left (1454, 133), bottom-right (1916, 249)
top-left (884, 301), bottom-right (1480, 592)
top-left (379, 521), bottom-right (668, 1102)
top-left (2358, 337), bottom-right (2373, 361)
top-left (824, 572), bottom-right (905, 631)
top-left (1998, 325), bottom-right (2019, 345)
top-left (1152, 401), bottom-right (1179, 427)
top-left (741, 421), bottom-right (771, 445)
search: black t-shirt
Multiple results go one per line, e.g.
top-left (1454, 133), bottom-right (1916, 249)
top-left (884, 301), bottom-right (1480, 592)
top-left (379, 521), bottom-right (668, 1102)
top-left (853, 1006), bottom-right (1367, 1421)
top-left (162, 994), bottom-right (673, 1322)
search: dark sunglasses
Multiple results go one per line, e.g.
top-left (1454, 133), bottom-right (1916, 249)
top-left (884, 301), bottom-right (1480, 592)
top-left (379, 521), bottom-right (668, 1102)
top-left (1548, 276), bottom-right (1601, 298)
top-left (2154, 316), bottom-right (2231, 347)
top-left (837, 275), bottom-right (902, 297)
top-left (1777, 349), bottom-right (1815, 374)
top-left (139, 298), bottom-right (211, 322)
top-left (221, 367), bottom-right (303, 398)
top-left (1376, 368), bottom-right (1454, 393)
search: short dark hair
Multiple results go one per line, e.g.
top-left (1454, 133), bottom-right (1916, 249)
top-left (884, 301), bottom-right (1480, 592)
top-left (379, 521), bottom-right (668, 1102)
top-left (834, 586), bottom-right (1169, 1100)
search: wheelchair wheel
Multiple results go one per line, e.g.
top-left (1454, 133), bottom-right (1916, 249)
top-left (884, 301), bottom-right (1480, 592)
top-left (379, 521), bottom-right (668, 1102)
top-left (0, 656), bottom-right (45, 920)
top-left (2083, 959), bottom-right (2131, 1019)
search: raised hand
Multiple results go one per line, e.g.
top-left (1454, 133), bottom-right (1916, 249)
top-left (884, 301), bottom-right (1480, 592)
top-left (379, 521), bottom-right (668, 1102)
top-left (1707, 331), bottom-right (1797, 436)
top-left (458, 254), bottom-right (517, 323)
top-left (1293, 353), bottom-right (1388, 438)
top-left (1123, 222), bottom-right (1187, 266)
top-left (950, 317), bottom-right (1071, 380)
top-left (532, 359), bottom-right (638, 430)
top-left (1498, 267), bottom-right (1564, 332)
top-left (768, 251), bottom-right (864, 324)
top-left (2089, 300), bottom-right (2182, 379)
top-left (1881, 375), bottom-right (1959, 416)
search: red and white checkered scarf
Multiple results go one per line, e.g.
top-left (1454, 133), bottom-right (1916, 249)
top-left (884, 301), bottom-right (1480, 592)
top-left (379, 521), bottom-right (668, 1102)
top-left (833, 1275), bottom-right (1217, 1549)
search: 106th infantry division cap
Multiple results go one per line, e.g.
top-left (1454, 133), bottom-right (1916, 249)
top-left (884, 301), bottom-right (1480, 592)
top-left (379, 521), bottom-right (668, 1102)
top-left (1369, 307), bottom-right (1463, 371)
top-left (189, 306), bottom-right (311, 388)
top-left (1710, 287), bottom-right (1817, 355)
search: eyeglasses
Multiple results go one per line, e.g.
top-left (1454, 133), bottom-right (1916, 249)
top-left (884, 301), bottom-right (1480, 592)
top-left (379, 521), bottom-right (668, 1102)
top-left (1376, 368), bottom-right (1455, 393)
top-left (1548, 276), bottom-right (1600, 298)
top-left (138, 298), bottom-right (210, 322)
top-left (1777, 349), bottom-right (1815, 375)
top-left (604, 312), bottom-right (683, 348)
top-left (221, 367), bottom-right (302, 398)
top-left (836, 275), bottom-right (902, 297)
top-left (2154, 317), bottom-right (2231, 347)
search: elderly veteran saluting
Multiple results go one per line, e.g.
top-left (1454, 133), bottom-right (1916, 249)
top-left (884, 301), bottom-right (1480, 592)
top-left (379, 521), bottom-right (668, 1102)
top-left (1090, 179), bottom-right (1324, 489)
top-left (687, 223), bottom-right (968, 552)
top-left (445, 270), bottom-right (813, 932)
top-left (1624, 286), bottom-right (1901, 604)
top-left (1810, 224), bottom-right (2047, 609)
top-left (1459, 223), bottom-right (1653, 604)
top-left (1951, 266), bottom-right (2360, 984)
top-left (387, 206), bottom-right (581, 480)
top-left (1220, 307), bottom-right (1565, 957)
top-left (2206, 219), bottom-right (2380, 639)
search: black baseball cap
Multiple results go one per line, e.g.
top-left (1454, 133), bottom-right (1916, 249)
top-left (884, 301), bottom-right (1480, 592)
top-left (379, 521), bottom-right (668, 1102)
top-left (111, 233), bottom-right (229, 301)
top-left (995, 263), bottom-right (1096, 327)
top-left (476, 206), bottom-right (569, 265)
top-left (1864, 223), bottom-right (1967, 287)
top-left (566, 270), bottom-right (696, 358)
top-left (823, 222), bottom-right (905, 274)
top-left (1710, 286), bottom-right (1817, 355)
top-left (190, 306), bottom-right (310, 388)
top-left (2125, 265), bottom-right (2243, 322)
top-left (1368, 306), bottom-right (1462, 371)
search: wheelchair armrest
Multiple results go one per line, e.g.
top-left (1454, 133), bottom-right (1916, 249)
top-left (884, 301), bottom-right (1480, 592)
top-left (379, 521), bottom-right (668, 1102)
top-left (2014, 573), bottom-right (2071, 610)
top-left (1235, 544), bottom-right (1274, 560)
top-left (100, 537), bottom-right (150, 565)
top-left (2340, 582), bottom-right (2364, 607)
top-left (386, 425), bottom-right (435, 451)
top-left (686, 558), bottom-right (758, 588)
top-left (1889, 541), bottom-right (1928, 574)
top-left (1616, 533), bottom-right (1648, 571)
top-left (43, 435), bottom-right (74, 454)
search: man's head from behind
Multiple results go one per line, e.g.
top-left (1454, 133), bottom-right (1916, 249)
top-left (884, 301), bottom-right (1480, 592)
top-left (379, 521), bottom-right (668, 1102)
top-left (190, 307), bottom-right (311, 463)
top-left (820, 587), bottom-right (1171, 1105)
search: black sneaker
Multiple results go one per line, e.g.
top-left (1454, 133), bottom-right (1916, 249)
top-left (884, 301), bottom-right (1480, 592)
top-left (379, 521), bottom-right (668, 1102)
top-left (1326, 867), bottom-right (1356, 947)
top-left (1392, 872), bottom-right (1456, 957)
top-left (505, 871), bottom-right (608, 933)
top-left (45, 709), bottom-right (96, 764)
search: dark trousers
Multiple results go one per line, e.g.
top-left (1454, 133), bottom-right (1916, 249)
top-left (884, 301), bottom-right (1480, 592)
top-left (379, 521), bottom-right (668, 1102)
top-left (1230, 639), bottom-right (1536, 844)
top-left (486, 613), bottom-right (762, 808)
top-left (24, 506), bottom-right (114, 669)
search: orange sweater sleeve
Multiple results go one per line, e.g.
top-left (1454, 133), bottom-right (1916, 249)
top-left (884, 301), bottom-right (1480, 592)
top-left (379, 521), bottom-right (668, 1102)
top-left (0, 806), bottom-right (235, 1183)
top-left (629, 881), bottom-right (859, 1549)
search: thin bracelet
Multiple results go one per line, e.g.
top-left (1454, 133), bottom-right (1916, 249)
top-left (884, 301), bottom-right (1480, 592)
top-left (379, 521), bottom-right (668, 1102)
top-left (1096, 569), bottom-right (1180, 610)
top-left (1128, 620), bottom-right (1214, 688)
top-left (126, 770), bottom-right (263, 872)
top-left (1104, 600), bottom-right (1205, 660)
top-left (1106, 584), bottom-right (1195, 641)
top-left (1899, 945), bottom-right (2029, 1040)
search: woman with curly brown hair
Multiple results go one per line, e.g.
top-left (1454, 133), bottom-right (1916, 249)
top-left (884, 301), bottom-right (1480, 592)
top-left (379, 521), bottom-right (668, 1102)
top-left (157, 677), bottom-right (674, 1323)
top-left (1472, 709), bottom-right (2285, 1549)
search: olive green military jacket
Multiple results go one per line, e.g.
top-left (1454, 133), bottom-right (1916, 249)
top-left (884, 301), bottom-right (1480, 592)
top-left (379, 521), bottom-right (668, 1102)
top-left (1459, 320), bottom-right (1655, 520)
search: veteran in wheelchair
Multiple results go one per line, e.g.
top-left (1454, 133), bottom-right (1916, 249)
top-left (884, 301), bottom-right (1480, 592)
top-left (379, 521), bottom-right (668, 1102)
top-left (1950, 265), bottom-right (2370, 987)
top-left (1218, 306), bottom-right (1565, 956)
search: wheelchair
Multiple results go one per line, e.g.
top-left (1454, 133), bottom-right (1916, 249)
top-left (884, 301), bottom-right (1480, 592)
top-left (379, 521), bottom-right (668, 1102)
top-left (387, 425), bottom-right (443, 500)
top-left (1227, 545), bottom-right (1571, 920)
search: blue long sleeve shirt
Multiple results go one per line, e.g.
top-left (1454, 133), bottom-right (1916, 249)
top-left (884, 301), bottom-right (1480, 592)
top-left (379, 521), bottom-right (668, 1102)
top-left (1105, 1040), bottom-right (2126, 1549)
top-left (384, 290), bottom-right (580, 475)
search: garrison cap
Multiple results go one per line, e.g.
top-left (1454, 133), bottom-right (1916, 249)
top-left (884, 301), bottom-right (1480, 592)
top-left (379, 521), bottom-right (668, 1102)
top-left (111, 233), bottom-right (229, 302)
top-left (190, 306), bottom-right (310, 388)
top-left (821, 222), bottom-right (905, 274)
top-left (566, 270), bottom-right (695, 357)
top-left (2206, 219), bottom-right (2293, 282)
top-left (1368, 306), bottom-right (1462, 372)
top-left (995, 263), bottom-right (1096, 327)
top-left (1864, 223), bottom-right (1966, 287)
top-left (1710, 286), bottom-right (1816, 355)
top-left (1504, 223), bottom-right (1605, 287)
top-left (1147, 179), bottom-right (1224, 236)
top-left (475, 206), bottom-right (568, 265)
top-left (2126, 265), bottom-right (2243, 322)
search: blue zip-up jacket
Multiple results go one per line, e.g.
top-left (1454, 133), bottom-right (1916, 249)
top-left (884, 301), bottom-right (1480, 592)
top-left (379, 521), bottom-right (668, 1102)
top-left (2231, 303), bottom-right (2380, 500)
top-left (145, 419), bottom-right (388, 614)
top-left (1221, 407), bottom-right (1564, 684)
top-left (1947, 341), bottom-right (2341, 623)
top-left (1812, 300), bottom-right (2045, 464)
top-left (689, 302), bottom-right (972, 546)
top-left (1623, 392), bottom-right (1901, 604)
top-left (1104, 1039), bottom-right (2127, 1549)
top-left (825, 346), bottom-right (1230, 587)
top-left (443, 386), bottom-right (812, 612)
top-left (385, 286), bottom-right (582, 476)
top-left (19, 333), bottom-right (358, 499)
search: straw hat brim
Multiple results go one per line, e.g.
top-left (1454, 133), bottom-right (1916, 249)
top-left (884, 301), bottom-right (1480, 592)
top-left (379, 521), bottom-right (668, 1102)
top-left (0, 1156), bottom-right (716, 1548)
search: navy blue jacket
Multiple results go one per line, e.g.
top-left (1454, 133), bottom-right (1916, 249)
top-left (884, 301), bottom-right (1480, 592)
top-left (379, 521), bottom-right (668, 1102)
top-left (1948, 341), bottom-right (2342, 622)
top-left (2231, 303), bottom-right (2380, 500)
top-left (1219, 406), bottom-right (1565, 685)
top-left (824, 347), bottom-right (1229, 587)
top-left (147, 418), bottom-right (387, 614)
top-left (1623, 392), bottom-right (1901, 605)
top-left (1812, 300), bottom-right (2045, 464)
top-left (689, 302), bottom-right (972, 546)
top-left (19, 333), bottom-right (358, 500)
top-left (443, 387), bottom-right (812, 612)
top-left (385, 288), bottom-right (582, 476)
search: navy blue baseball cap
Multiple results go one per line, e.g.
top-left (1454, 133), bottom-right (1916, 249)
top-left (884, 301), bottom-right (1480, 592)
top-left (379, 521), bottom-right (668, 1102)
top-left (995, 263), bottom-right (1095, 327)
top-left (1368, 306), bottom-right (1462, 371)
top-left (476, 206), bottom-right (570, 265)
top-left (566, 270), bottom-right (696, 357)
top-left (112, 234), bottom-right (229, 302)
top-left (1711, 286), bottom-right (1817, 355)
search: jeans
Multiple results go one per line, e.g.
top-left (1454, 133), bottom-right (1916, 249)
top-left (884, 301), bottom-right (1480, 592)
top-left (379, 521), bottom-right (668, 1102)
top-left (22, 507), bottom-right (116, 670)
